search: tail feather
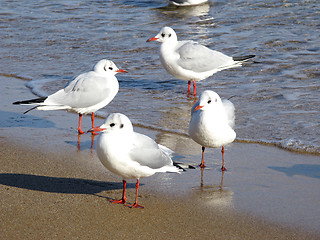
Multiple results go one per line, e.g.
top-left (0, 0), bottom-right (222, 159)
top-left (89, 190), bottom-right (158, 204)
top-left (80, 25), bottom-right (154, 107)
top-left (13, 96), bottom-right (47, 114)
top-left (233, 55), bottom-right (255, 62)
top-left (13, 97), bottom-right (47, 105)
top-left (22, 104), bottom-right (69, 114)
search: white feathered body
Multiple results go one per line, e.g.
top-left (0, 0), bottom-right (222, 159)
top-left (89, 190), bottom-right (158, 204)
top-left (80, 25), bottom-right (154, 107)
top-left (96, 114), bottom-right (180, 180)
top-left (158, 30), bottom-right (242, 82)
top-left (38, 70), bottom-right (119, 114)
top-left (189, 91), bottom-right (236, 148)
top-left (15, 59), bottom-right (121, 115)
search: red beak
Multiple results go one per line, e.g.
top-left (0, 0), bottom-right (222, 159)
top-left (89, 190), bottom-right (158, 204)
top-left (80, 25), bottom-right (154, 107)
top-left (116, 69), bottom-right (128, 73)
top-left (194, 105), bottom-right (203, 111)
top-left (87, 127), bottom-right (106, 133)
top-left (146, 37), bottom-right (158, 42)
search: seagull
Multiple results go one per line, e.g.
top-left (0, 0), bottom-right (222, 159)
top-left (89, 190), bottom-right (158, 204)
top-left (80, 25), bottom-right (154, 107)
top-left (90, 113), bottom-right (181, 208)
top-left (167, 0), bottom-right (209, 6)
top-left (147, 26), bottom-right (255, 96)
top-left (188, 90), bottom-right (236, 170)
top-left (13, 59), bottom-right (127, 134)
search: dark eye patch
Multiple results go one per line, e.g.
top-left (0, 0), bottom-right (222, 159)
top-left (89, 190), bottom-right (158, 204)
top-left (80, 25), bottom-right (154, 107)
top-left (120, 124), bottom-right (124, 129)
top-left (110, 123), bottom-right (115, 127)
top-left (215, 98), bottom-right (218, 102)
top-left (169, 33), bottom-right (171, 37)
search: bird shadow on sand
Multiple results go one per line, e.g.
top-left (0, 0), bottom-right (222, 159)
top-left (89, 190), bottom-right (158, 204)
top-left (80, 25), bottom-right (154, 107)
top-left (268, 164), bottom-right (320, 179)
top-left (0, 173), bottom-right (137, 200)
top-left (0, 110), bottom-right (55, 129)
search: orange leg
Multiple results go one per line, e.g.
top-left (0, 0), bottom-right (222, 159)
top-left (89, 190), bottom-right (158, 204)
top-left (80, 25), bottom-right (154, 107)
top-left (192, 80), bottom-right (196, 96)
top-left (78, 113), bottom-right (84, 134)
top-left (90, 112), bottom-right (99, 135)
top-left (91, 112), bottom-right (95, 128)
top-left (128, 179), bottom-right (144, 208)
top-left (199, 146), bottom-right (206, 168)
top-left (187, 80), bottom-right (197, 97)
top-left (110, 180), bottom-right (127, 204)
top-left (221, 146), bottom-right (227, 171)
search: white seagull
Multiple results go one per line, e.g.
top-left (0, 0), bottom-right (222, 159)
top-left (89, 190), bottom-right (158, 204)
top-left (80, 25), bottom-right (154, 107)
top-left (167, 0), bottom-right (209, 6)
top-left (13, 59), bottom-right (127, 134)
top-left (147, 26), bottom-right (255, 96)
top-left (188, 90), bottom-right (236, 170)
top-left (90, 113), bottom-right (181, 208)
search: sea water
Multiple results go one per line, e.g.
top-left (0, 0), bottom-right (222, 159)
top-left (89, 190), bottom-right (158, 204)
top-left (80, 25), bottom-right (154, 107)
top-left (1, 0), bottom-right (319, 154)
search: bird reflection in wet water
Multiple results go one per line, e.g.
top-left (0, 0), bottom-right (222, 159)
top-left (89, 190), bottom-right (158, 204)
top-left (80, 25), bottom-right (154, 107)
top-left (77, 133), bottom-right (96, 153)
top-left (195, 168), bottom-right (233, 208)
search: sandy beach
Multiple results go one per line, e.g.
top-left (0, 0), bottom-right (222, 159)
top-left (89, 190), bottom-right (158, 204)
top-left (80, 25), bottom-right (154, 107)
top-left (0, 139), bottom-right (318, 240)
top-left (0, 75), bottom-right (319, 239)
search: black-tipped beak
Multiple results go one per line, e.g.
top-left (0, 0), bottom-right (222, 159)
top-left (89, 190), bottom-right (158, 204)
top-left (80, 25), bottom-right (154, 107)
top-left (87, 127), bottom-right (106, 133)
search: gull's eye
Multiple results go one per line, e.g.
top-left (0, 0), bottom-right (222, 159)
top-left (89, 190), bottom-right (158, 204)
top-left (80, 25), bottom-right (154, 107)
top-left (109, 67), bottom-right (113, 70)
top-left (207, 100), bottom-right (211, 104)
top-left (161, 33), bottom-right (165, 38)
top-left (120, 124), bottom-right (124, 129)
top-left (169, 33), bottom-right (171, 37)
top-left (110, 123), bottom-right (115, 127)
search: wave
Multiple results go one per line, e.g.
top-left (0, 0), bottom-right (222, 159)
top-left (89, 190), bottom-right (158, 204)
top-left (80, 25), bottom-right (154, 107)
top-left (236, 138), bottom-right (320, 155)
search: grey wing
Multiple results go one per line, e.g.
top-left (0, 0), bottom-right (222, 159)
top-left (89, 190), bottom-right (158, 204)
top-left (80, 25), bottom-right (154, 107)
top-left (222, 100), bottom-right (235, 128)
top-left (177, 41), bottom-right (233, 72)
top-left (129, 133), bottom-right (173, 169)
top-left (63, 75), bottom-right (81, 92)
top-left (46, 72), bottom-right (112, 108)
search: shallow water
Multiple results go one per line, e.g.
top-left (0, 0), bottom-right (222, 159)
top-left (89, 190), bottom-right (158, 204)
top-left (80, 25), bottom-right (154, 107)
top-left (1, 0), bottom-right (319, 154)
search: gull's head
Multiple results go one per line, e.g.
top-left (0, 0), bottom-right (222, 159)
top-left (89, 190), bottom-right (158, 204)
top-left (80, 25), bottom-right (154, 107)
top-left (90, 113), bottom-right (133, 135)
top-left (146, 26), bottom-right (178, 43)
top-left (192, 90), bottom-right (223, 113)
top-left (93, 59), bottom-right (127, 75)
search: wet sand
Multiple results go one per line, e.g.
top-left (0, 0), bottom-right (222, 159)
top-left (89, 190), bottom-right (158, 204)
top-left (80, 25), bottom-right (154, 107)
top-left (1, 76), bottom-right (319, 239)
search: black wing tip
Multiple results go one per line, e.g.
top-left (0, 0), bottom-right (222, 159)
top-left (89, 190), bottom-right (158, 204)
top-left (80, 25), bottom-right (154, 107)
top-left (23, 106), bottom-right (39, 114)
top-left (173, 162), bottom-right (196, 171)
top-left (233, 55), bottom-right (256, 62)
top-left (12, 97), bottom-right (47, 105)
